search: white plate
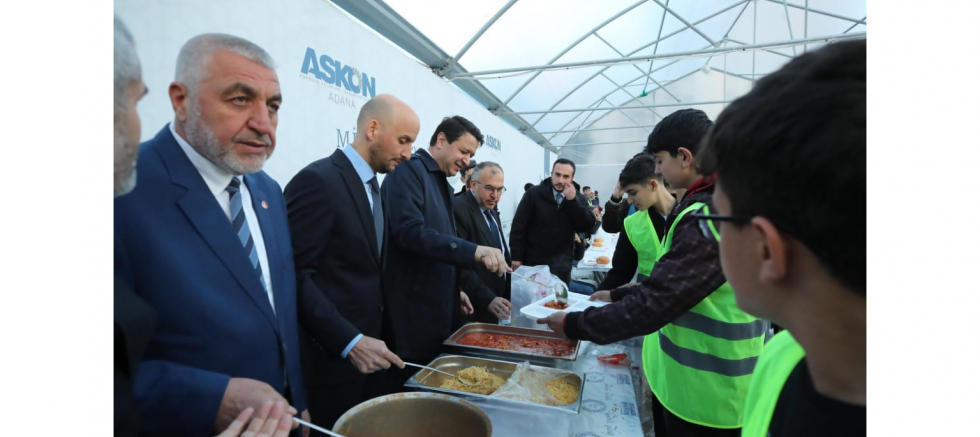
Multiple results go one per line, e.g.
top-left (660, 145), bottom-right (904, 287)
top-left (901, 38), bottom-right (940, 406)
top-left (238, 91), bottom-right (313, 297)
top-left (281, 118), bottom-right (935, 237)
top-left (520, 291), bottom-right (609, 320)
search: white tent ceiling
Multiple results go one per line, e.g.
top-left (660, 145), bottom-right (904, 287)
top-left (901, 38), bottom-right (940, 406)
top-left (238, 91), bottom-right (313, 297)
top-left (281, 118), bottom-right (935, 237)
top-left (330, 0), bottom-right (866, 188)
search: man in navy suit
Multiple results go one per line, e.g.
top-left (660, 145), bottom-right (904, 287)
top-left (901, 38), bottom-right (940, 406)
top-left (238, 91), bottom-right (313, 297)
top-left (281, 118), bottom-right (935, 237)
top-left (114, 33), bottom-right (309, 436)
top-left (284, 94), bottom-right (419, 427)
top-left (380, 116), bottom-right (510, 392)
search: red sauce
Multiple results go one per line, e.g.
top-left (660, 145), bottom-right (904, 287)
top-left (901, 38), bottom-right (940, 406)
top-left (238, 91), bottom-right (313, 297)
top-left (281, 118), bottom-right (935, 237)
top-left (543, 300), bottom-right (569, 310)
top-left (458, 332), bottom-right (576, 357)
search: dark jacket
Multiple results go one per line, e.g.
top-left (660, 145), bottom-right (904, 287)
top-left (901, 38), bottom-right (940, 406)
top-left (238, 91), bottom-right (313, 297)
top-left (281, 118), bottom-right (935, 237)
top-left (382, 150), bottom-right (478, 361)
top-left (284, 149), bottom-right (389, 386)
top-left (509, 178), bottom-right (596, 283)
top-left (565, 178), bottom-right (728, 344)
top-left (114, 275), bottom-right (157, 437)
top-left (454, 192), bottom-right (512, 323)
top-left (601, 195), bottom-right (629, 234)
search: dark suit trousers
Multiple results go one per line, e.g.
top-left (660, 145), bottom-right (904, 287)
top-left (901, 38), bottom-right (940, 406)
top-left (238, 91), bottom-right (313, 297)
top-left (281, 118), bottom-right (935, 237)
top-left (306, 373), bottom-right (384, 430)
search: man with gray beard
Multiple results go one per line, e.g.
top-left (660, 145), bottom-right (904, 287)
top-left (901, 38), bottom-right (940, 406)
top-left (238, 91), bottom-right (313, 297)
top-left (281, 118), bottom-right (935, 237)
top-left (113, 14), bottom-right (154, 437)
top-left (114, 33), bottom-right (310, 436)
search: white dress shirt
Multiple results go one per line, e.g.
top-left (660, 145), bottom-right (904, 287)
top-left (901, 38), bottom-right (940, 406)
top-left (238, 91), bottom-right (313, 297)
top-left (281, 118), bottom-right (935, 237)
top-left (169, 123), bottom-right (276, 314)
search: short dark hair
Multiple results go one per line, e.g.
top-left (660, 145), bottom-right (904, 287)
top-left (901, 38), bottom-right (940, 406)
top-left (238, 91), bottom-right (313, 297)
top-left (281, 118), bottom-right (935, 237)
top-left (429, 115), bottom-right (485, 148)
top-left (645, 109), bottom-right (713, 158)
top-left (619, 154), bottom-right (663, 187)
top-left (524, 182), bottom-right (534, 192)
top-left (583, 186), bottom-right (591, 192)
top-left (461, 162), bottom-right (478, 179)
top-left (552, 158), bottom-right (577, 175)
top-left (698, 40), bottom-right (866, 295)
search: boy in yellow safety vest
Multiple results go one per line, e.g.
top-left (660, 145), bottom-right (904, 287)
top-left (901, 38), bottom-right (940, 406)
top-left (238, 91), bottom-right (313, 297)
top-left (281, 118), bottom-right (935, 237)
top-left (595, 153), bottom-right (675, 291)
top-left (539, 108), bottom-right (768, 437)
top-left (695, 40), bottom-right (866, 437)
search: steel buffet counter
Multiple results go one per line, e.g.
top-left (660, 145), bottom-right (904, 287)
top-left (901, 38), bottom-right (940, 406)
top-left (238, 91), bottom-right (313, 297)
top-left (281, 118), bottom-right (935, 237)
top-left (407, 325), bottom-right (650, 437)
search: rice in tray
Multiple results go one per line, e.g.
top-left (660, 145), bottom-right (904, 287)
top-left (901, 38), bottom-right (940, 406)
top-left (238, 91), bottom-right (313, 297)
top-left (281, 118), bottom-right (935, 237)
top-left (545, 378), bottom-right (579, 405)
top-left (439, 366), bottom-right (506, 395)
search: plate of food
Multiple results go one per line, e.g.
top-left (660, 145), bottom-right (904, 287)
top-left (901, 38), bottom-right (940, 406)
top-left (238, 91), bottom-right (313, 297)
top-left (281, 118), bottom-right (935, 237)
top-left (579, 255), bottom-right (613, 269)
top-left (520, 291), bottom-right (609, 320)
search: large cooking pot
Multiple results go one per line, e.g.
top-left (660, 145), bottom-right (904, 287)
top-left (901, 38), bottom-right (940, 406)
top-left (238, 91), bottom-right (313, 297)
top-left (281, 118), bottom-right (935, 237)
top-left (332, 392), bottom-right (492, 437)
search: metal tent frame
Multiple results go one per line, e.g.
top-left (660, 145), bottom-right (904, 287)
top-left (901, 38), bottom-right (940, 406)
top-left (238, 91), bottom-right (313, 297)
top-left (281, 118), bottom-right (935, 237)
top-left (329, 0), bottom-right (866, 154)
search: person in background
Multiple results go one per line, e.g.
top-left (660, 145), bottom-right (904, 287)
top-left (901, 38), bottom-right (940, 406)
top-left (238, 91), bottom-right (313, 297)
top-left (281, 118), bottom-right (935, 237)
top-left (114, 32), bottom-right (309, 436)
top-left (454, 161), bottom-right (513, 324)
top-left (284, 94), bottom-right (418, 427)
top-left (596, 154), bottom-right (675, 290)
top-left (455, 161), bottom-right (478, 197)
top-left (583, 186), bottom-right (594, 207)
top-left (381, 115), bottom-right (508, 392)
top-left (538, 109), bottom-right (767, 437)
top-left (696, 40), bottom-right (866, 437)
top-left (113, 15), bottom-right (156, 437)
top-left (601, 182), bottom-right (630, 234)
top-left (509, 159), bottom-right (596, 285)
top-left (602, 152), bottom-right (674, 236)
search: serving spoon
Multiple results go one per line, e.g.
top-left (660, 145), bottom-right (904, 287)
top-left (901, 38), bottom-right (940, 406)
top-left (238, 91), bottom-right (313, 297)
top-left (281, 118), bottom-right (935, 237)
top-left (403, 362), bottom-right (479, 387)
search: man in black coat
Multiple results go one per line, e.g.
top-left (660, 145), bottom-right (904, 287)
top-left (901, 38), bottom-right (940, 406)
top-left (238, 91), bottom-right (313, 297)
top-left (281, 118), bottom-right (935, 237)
top-left (454, 161), bottom-right (513, 324)
top-left (509, 158), bottom-right (596, 284)
top-left (284, 94), bottom-right (418, 426)
top-left (381, 115), bottom-right (509, 391)
top-left (454, 161), bottom-right (477, 197)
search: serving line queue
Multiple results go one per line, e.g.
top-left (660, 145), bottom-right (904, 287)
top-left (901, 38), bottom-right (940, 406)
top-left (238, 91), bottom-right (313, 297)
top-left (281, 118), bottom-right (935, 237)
top-left (113, 17), bottom-right (866, 437)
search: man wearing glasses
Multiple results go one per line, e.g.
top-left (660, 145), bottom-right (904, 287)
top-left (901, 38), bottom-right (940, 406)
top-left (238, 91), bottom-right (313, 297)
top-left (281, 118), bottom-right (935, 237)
top-left (454, 162), bottom-right (513, 324)
top-left (538, 109), bottom-right (767, 437)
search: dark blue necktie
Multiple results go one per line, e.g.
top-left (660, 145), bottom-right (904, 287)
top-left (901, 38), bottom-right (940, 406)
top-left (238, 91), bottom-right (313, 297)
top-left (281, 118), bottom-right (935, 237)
top-left (227, 178), bottom-right (266, 292)
top-left (369, 176), bottom-right (383, 255)
top-left (484, 209), bottom-right (502, 250)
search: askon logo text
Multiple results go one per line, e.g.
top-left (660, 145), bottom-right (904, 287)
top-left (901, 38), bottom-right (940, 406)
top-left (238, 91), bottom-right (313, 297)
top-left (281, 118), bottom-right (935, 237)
top-left (301, 47), bottom-right (377, 98)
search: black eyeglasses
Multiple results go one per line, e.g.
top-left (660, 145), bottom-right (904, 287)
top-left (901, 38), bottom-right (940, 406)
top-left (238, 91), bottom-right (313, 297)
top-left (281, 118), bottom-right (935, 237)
top-left (472, 180), bottom-right (507, 194)
top-left (691, 206), bottom-right (832, 263)
top-left (691, 208), bottom-right (750, 241)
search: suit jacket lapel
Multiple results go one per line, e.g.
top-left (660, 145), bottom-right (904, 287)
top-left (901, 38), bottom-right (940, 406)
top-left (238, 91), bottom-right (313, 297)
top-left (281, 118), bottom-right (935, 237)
top-left (244, 175), bottom-right (287, 334)
top-left (466, 193), bottom-right (498, 249)
top-left (416, 151), bottom-right (457, 234)
top-left (333, 150), bottom-right (381, 263)
top-left (158, 133), bottom-right (280, 332)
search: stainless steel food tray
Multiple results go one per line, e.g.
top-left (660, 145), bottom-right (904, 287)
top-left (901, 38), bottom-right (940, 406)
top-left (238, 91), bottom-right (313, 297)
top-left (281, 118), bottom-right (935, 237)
top-left (404, 354), bottom-right (583, 414)
top-left (443, 323), bottom-right (581, 368)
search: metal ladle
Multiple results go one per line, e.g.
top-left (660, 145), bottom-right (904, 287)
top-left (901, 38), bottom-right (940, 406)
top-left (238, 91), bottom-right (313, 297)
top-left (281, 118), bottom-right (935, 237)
top-left (404, 362), bottom-right (479, 387)
top-left (294, 417), bottom-right (347, 437)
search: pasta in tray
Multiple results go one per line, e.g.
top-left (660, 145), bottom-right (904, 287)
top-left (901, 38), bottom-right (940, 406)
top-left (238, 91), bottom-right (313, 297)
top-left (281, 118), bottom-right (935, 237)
top-left (545, 378), bottom-right (579, 405)
top-left (439, 366), bottom-right (506, 395)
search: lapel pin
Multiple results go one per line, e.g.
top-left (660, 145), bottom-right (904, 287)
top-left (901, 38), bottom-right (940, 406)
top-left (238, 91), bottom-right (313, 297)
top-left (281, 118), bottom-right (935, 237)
top-left (261, 200), bottom-right (269, 209)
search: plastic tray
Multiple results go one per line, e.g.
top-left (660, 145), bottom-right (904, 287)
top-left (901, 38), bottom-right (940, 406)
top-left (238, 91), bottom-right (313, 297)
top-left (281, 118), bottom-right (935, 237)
top-left (520, 292), bottom-right (608, 320)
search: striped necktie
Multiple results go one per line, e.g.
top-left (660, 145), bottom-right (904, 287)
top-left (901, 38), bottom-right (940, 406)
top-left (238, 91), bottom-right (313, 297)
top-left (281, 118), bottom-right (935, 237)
top-left (227, 177), bottom-right (266, 291)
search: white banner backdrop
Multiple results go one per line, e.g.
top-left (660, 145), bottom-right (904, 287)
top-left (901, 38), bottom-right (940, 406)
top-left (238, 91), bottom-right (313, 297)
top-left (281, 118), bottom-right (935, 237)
top-left (115, 0), bottom-right (548, 234)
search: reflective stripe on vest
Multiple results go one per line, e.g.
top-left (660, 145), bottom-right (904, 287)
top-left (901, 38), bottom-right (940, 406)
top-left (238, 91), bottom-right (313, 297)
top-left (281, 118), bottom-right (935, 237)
top-left (623, 209), bottom-right (663, 278)
top-left (642, 202), bottom-right (768, 429)
top-left (742, 331), bottom-right (806, 437)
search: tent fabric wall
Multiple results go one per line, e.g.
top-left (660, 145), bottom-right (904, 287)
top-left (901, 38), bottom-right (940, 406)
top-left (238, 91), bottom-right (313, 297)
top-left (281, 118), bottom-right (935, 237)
top-left (115, 0), bottom-right (548, 233)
